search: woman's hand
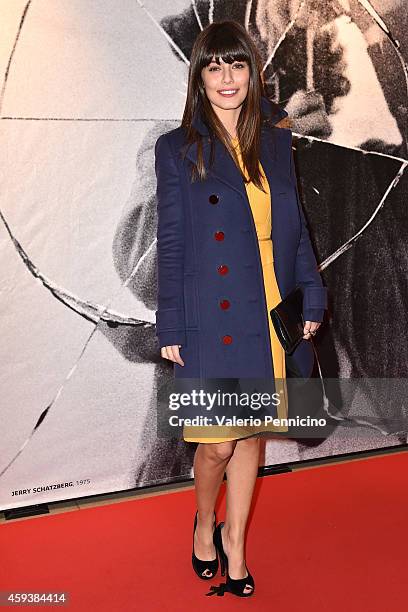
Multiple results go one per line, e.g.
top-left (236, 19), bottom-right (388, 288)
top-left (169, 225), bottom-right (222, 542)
top-left (161, 344), bottom-right (185, 366)
top-left (303, 321), bottom-right (321, 340)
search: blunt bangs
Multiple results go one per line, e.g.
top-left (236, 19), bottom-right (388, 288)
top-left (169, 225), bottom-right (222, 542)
top-left (199, 32), bottom-right (251, 70)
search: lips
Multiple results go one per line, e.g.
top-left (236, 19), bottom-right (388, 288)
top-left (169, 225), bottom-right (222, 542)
top-left (217, 89), bottom-right (238, 97)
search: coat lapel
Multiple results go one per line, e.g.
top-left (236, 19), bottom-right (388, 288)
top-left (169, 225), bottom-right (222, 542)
top-left (183, 129), bottom-right (277, 198)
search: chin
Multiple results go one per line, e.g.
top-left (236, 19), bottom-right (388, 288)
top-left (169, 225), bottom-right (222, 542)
top-left (213, 95), bottom-right (247, 109)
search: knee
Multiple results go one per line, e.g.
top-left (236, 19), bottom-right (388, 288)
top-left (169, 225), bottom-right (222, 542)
top-left (207, 440), bottom-right (236, 462)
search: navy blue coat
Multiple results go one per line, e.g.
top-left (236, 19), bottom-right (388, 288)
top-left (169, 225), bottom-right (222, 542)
top-left (154, 96), bottom-right (328, 379)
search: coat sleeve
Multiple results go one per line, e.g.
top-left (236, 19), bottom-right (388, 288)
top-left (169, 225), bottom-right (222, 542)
top-left (154, 133), bottom-right (186, 348)
top-left (289, 133), bottom-right (328, 323)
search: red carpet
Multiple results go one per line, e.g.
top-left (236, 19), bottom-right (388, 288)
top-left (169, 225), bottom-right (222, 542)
top-left (1, 451), bottom-right (407, 611)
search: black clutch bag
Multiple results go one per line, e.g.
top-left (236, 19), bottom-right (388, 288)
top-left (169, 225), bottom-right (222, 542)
top-left (270, 286), bottom-right (304, 355)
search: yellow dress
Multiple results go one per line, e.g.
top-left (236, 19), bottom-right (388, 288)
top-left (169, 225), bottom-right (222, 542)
top-left (183, 137), bottom-right (289, 443)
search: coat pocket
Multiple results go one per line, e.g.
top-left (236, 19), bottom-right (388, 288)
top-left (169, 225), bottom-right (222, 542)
top-left (183, 272), bottom-right (199, 329)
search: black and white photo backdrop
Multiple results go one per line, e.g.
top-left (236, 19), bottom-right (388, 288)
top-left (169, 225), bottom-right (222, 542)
top-left (0, 0), bottom-right (407, 510)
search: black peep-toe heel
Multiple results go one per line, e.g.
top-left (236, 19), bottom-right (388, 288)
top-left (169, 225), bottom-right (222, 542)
top-left (206, 522), bottom-right (255, 597)
top-left (192, 510), bottom-right (219, 580)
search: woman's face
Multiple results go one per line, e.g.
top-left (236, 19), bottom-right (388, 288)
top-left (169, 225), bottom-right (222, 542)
top-left (201, 56), bottom-right (250, 113)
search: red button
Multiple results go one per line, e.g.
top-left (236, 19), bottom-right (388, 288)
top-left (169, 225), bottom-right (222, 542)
top-left (222, 335), bottom-right (233, 345)
top-left (214, 231), bottom-right (224, 241)
top-left (220, 299), bottom-right (230, 310)
top-left (217, 264), bottom-right (229, 275)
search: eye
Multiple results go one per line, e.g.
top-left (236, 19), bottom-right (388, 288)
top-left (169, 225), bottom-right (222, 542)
top-left (233, 62), bottom-right (246, 69)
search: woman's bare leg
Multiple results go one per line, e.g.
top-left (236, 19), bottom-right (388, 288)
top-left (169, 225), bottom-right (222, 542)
top-left (193, 440), bottom-right (237, 564)
top-left (223, 436), bottom-right (260, 591)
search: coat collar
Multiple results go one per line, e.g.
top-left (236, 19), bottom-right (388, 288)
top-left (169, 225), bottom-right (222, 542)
top-left (184, 96), bottom-right (289, 204)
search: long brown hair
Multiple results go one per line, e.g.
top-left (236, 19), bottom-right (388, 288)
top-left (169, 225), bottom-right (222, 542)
top-left (181, 20), bottom-right (268, 192)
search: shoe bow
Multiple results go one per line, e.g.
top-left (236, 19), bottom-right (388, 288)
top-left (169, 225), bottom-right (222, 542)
top-left (205, 582), bottom-right (229, 596)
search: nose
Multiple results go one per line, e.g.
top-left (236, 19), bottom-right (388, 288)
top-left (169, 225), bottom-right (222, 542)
top-left (222, 66), bottom-right (233, 84)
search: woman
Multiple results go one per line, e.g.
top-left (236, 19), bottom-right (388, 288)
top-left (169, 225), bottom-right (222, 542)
top-left (154, 20), bottom-right (327, 598)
